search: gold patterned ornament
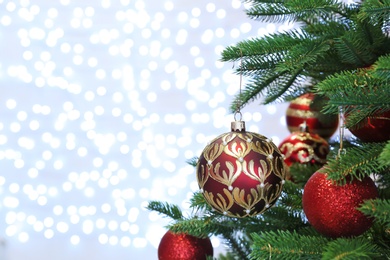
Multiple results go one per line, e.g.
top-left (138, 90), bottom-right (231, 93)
top-left (196, 121), bottom-right (287, 218)
top-left (286, 93), bottom-right (339, 139)
top-left (278, 127), bottom-right (329, 167)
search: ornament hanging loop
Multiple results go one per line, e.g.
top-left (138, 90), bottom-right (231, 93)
top-left (231, 48), bottom-right (245, 132)
top-left (234, 111), bottom-right (242, 121)
top-left (337, 106), bottom-right (347, 158)
top-left (232, 111), bottom-right (245, 131)
top-left (234, 48), bottom-right (244, 120)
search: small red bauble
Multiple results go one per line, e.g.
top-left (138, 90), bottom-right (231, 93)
top-left (348, 110), bottom-right (390, 142)
top-left (286, 93), bottom-right (339, 139)
top-left (158, 231), bottom-right (213, 260)
top-left (196, 121), bottom-right (287, 218)
top-left (278, 131), bottom-right (329, 167)
top-left (302, 169), bottom-right (378, 238)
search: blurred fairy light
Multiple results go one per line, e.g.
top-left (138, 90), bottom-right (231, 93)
top-left (0, 0), bottom-right (289, 258)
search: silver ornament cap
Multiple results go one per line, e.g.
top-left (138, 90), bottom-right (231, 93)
top-left (231, 121), bottom-right (245, 132)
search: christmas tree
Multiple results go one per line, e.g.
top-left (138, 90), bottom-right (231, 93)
top-left (148, 0), bottom-right (390, 259)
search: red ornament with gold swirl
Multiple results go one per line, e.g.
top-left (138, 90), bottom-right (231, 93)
top-left (196, 121), bottom-right (287, 218)
top-left (278, 130), bottom-right (329, 167)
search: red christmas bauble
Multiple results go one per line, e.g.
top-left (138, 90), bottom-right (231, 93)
top-left (278, 131), bottom-right (329, 167)
top-left (196, 121), bottom-right (287, 218)
top-left (286, 93), bottom-right (339, 139)
top-left (348, 110), bottom-right (390, 142)
top-left (158, 231), bottom-right (213, 260)
top-left (302, 170), bottom-right (378, 238)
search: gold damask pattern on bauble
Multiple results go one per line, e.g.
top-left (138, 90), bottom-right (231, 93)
top-left (197, 132), bottom-right (287, 218)
top-left (279, 132), bottom-right (329, 164)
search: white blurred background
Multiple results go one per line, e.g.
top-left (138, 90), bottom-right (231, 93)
top-left (0, 1), bottom-right (291, 259)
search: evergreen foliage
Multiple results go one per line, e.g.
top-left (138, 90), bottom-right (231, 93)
top-left (250, 230), bottom-right (329, 259)
top-left (322, 237), bottom-right (381, 259)
top-left (323, 142), bottom-right (388, 183)
top-left (221, 0), bottom-right (390, 109)
top-left (148, 0), bottom-right (390, 259)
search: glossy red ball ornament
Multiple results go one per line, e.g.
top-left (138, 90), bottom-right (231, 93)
top-left (286, 93), bottom-right (339, 139)
top-left (302, 169), bottom-right (378, 238)
top-left (158, 231), bottom-right (213, 260)
top-left (348, 110), bottom-right (390, 142)
top-left (278, 130), bottom-right (329, 167)
top-left (196, 121), bottom-right (287, 218)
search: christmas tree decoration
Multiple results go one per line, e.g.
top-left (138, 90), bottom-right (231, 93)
top-left (347, 110), bottom-right (390, 142)
top-left (278, 124), bottom-right (329, 167)
top-left (286, 93), bottom-right (339, 139)
top-left (149, 1), bottom-right (390, 258)
top-left (196, 120), bottom-right (287, 217)
top-left (158, 230), bottom-right (213, 260)
top-left (302, 170), bottom-right (379, 238)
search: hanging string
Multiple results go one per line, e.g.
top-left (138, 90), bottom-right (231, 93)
top-left (338, 106), bottom-right (346, 158)
top-left (234, 48), bottom-right (243, 122)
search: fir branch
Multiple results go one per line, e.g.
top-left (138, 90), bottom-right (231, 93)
top-left (272, 83), bottom-right (311, 102)
top-left (368, 221), bottom-right (390, 258)
top-left (344, 106), bottom-right (390, 130)
top-left (315, 70), bottom-right (390, 127)
top-left (250, 230), bottom-right (329, 259)
top-left (373, 170), bottom-right (390, 199)
top-left (189, 191), bottom-right (213, 211)
top-left (169, 218), bottom-right (225, 238)
top-left (228, 70), bottom-right (289, 111)
top-left (221, 29), bottom-right (311, 64)
top-left (245, 2), bottom-right (297, 24)
top-left (263, 69), bottom-right (305, 104)
top-left (334, 33), bottom-right (373, 67)
top-left (222, 29), bottom-right (343, 107)
top-left (222, 29), bottom-right (334, 77)
top-left (359, 0), bottom-right (390, 26)
top-left (305, 17), bottom-right (352, 38)
top-left (259, 206), bottom-right (307, 231)
top-left (285, 0), bottom-right (345, 23)
top-left (305, 54), bottom-right (356, 80)
top-left (277, 181), bottom-right (304, 211)
top-left (222, 233), bottom-right (252, 260)
top-left (359, 199), bottom-right (390, 229)
top-left (186, 156), bottom-right (198, 167)
top-left (280, 180), bottom-right (304, 198)
top-left (277, 39), bottom-right (331, 73)
top-left (245, 0), bottom-right (344, 24)
top-left (378, 141), bottom-right (390, 167)
top-left (237, 52), bottom-right (286, 76)
top-left (146, 201), bottom-right (183, 220)
top-left (322, 237), bottom-right (381, 259)
top-left (216, 252), bottom-right (238, 260)
top-left (323, 142), bottom-right (387, 184)
top-left (196, 207), bottom-right (307, 237)
top-left (169, 217), bottom-right (253, 259)
top-left (373, 54), bottom-right (390, 80)
top-left (333, 9), bottom-right (390, 66)
top-left (289, 163), bottom-right (322, 186)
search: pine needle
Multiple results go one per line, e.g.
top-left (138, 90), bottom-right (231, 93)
top-left (322, 237), bottom-right (381, 260)
top-left (250, 230), bottom-right (329, 259)
top-left (146, 201), bottom-right (183, 220)
top-left (359, 199), bottom-right (390, 229)
top-left (379, 141), bottom-right (390, 166)
top-left (189, 191), bottom-right (213, 211)
top-left (322, 142), bottom-right (387, 184)
top-left (186, 156), bottom-right (198, 167)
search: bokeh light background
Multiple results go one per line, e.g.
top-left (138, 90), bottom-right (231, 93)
top-left (0, 0), bottom-right (292, 259)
